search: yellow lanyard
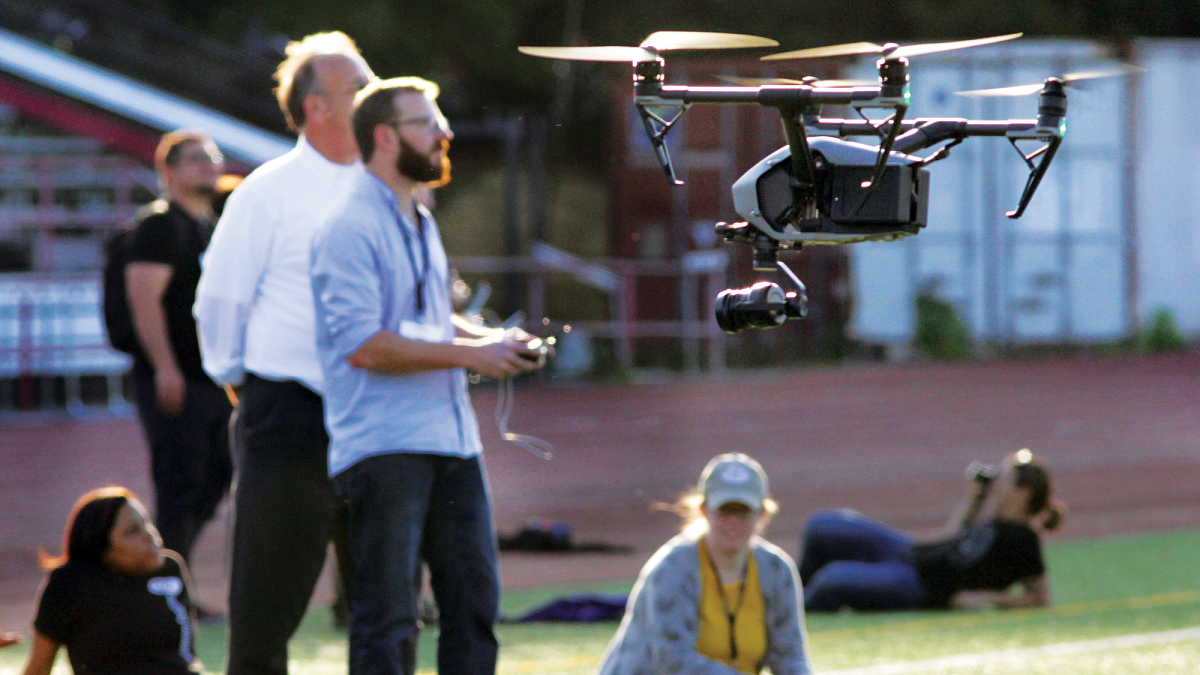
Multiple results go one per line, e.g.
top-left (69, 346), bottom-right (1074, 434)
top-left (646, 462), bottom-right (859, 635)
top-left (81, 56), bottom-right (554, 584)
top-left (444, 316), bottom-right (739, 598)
top-left (704, 543), bottom-right (748, 663)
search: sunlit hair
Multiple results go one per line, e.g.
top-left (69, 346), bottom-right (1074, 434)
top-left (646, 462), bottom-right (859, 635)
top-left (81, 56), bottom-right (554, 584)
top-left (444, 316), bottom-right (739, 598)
top-left (1009, 449), bottom-right (1065, 532)
top-left (39, 486), bottom-right (145, 569)
top-left (274, 31), bottom-right (371, 132)
top-left (153, 130), bottom-right (213, 176)
top-left (656, 488), bottom-right (779, 539)
top-left (352, 77), bottom-right (441, 163)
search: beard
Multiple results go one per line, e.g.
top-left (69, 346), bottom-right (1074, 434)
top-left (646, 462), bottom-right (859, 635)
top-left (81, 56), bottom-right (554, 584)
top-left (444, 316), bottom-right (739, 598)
top-left (175, 181), bottom-right (217, 202)
top-left (398, 137), bottom-right (451, 186)
top-left (193, 183), bottom-right (218, 198)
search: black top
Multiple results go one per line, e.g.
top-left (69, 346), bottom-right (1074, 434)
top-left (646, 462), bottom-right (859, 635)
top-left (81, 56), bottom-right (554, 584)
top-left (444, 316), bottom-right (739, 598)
top-left (126, 200), bottom-right (214, 382)
top-left (913, 518), bottom-right (1045, 608)
top-left (33, 556), bottom-right (197, 675)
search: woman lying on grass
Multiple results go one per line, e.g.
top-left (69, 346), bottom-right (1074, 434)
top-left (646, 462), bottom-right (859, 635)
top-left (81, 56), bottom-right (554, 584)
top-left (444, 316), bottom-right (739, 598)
top-left (22, 486), bottom-right (200, 675)
top-left (799, 449), bottom-right (1065, 612)
top-left (596, 453), bottom-right (813, 675)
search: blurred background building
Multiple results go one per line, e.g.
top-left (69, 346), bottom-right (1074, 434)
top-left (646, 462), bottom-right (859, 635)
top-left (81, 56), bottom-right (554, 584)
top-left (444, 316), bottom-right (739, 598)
top-left (845, 38), bottom-right (1200, 358)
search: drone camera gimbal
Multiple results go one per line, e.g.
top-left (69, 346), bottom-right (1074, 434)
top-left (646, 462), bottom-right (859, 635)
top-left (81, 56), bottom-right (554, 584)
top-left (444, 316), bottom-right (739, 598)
top-left (520, 32), bottom-right (1128, 334)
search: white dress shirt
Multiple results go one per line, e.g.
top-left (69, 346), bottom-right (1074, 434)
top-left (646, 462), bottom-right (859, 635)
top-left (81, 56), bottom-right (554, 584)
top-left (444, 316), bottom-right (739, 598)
top-left (194, 137), bottom-right (363, 393)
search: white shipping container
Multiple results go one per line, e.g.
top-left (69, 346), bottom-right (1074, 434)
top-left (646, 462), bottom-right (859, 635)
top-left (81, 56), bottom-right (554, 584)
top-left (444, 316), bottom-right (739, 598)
top-left (1134, 40), bottom-right (1200, 337)
top-left (843, 39), bottom-right (1162, 351)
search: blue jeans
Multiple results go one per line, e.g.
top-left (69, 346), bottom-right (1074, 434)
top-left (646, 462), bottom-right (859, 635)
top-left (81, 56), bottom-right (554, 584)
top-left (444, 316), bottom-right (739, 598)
top-left (798, 509), bottom-right (926, 611)
top-left (334, 453), bottom-right (500, 675)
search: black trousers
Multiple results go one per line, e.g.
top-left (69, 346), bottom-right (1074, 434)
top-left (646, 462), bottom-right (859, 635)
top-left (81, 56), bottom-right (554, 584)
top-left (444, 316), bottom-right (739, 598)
top-left (133, 375), bottom-right (233, 564)
top-left (226, 374), bottom-right (348, 675)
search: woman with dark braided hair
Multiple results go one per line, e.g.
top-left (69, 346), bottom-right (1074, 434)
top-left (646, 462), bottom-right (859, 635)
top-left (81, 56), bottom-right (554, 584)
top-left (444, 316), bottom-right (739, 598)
top-left (798, 449), bottom-right (1065, 612)
top-left (22, 487), bottom-right (199, 675)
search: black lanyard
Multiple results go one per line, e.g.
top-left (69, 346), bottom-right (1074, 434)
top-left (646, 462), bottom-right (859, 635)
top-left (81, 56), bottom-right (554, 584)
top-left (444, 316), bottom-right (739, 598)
top-left (704, 542), bottom-right (749, 665)
top-left (370, 176), bottom-right (431, 315)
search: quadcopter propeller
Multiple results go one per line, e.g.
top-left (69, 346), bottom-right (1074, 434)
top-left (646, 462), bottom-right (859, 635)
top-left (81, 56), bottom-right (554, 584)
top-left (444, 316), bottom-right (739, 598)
top-left (762, 32), bottom-right (1022, 61)
top-left (714, 75), bottom-right (874, 87)
top-left (518, 31), bottom-right (777, 62)
top-left (956, 64), bottom-right (1143, 97)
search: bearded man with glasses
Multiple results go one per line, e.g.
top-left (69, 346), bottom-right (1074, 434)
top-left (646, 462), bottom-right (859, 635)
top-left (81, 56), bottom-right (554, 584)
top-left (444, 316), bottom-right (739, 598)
top-left (310, 77), bottom-right (545, 675)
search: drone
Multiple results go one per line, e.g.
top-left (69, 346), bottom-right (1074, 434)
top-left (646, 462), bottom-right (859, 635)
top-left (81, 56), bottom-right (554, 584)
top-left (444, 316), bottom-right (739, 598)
top-left (520, 32), bottom-right (1131, 332)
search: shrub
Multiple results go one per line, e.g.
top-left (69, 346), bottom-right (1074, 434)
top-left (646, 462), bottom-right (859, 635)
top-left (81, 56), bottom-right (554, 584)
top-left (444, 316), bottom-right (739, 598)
top-left (914, 294), bottom-right (971, 361)
top-left (1140, 309), bottom-right (1186, 353)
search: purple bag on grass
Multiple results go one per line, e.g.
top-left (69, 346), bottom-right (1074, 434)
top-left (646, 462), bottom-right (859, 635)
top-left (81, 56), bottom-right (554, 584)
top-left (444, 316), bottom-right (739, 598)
top-left (517, 593), bottom-right (629, 622)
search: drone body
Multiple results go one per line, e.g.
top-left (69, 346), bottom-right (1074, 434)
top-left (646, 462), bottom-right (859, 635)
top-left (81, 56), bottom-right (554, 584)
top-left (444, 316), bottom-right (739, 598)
top-left (732, 136), bottom-right (930, 246)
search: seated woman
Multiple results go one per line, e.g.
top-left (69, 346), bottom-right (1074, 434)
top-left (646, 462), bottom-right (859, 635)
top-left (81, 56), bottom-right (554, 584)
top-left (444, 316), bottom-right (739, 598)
top-left (597, 453), bottom-right (813, 675)
top-left (22, 486), bottom-right (200, 675)
top-left (799, 449), bottom-right (1064, 612)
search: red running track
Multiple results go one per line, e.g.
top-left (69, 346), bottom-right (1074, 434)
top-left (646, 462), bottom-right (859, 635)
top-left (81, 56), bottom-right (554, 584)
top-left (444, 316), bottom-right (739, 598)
top-left (2, 353), bottom-right (1198, 627)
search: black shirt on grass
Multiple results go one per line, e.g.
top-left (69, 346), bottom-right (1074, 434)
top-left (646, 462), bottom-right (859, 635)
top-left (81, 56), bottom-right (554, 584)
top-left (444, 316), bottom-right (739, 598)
top-left (914, 518), bottom-right (1046, 608)
top-left (33, 555), bottom-right (197, 675)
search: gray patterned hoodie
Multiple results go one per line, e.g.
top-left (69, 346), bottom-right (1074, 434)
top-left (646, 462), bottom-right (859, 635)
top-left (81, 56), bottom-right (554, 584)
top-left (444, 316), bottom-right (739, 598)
top-left (596, 533), bottom-right (814, 675)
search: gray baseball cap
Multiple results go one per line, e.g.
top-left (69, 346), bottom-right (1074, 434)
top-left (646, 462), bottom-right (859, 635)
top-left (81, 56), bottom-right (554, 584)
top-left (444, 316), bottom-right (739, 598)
top-left (699, 453), bottom-right (768, 512)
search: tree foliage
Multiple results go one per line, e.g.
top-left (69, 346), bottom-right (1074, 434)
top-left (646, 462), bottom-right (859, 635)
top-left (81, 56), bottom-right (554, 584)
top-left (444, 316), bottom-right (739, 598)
top-left (143, 0), bottom-right (1200, 120)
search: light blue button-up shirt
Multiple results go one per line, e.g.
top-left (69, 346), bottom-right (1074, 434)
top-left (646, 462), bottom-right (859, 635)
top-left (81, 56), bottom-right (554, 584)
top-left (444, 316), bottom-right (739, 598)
top-left (311, 171), bottom-right (481, 477)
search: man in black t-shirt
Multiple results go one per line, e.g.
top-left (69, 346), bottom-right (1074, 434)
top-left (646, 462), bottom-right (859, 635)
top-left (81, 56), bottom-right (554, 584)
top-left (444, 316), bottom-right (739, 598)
top-left (126, 132), bottom-right (233, 600)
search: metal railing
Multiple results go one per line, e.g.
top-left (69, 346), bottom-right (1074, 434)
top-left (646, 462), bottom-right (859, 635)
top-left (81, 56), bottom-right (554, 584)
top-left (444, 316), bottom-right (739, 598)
top-left (0, 273), bottom-right (130, 416)
top-left (0, 154), bottom-right (155, 232)
top-left (0, 246), bottom-right (729, 415)
top-left (455, 245), bottom-right (730, 374)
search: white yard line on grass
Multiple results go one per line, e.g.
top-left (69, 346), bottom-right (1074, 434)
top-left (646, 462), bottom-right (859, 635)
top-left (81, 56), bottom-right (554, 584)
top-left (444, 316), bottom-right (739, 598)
top-left (824, 625), bottom-right (1200, 675)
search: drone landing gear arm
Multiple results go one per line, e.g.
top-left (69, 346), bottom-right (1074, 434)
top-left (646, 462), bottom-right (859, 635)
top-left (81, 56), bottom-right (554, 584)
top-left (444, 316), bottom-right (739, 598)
top-left (852, 104), bottom-right (909, 214)
top-left (1006, 135), bottom-right (1062, 218)
top-left (860, 104), bottom-right (909, 186)
top-left (780, 107), bottom-right (820, 223)
top-left (636, 102), bottom-right (690, 185)
top-left (818, 117), bottom-right (1064, 217)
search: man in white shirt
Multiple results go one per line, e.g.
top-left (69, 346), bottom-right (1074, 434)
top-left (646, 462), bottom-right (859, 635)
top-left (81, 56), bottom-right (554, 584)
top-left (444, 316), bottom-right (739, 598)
top-left (193, 32), bottom-right (373, 675)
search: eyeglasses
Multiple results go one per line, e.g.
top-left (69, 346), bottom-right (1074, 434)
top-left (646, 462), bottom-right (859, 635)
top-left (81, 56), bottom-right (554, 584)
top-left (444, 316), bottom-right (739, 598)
top-left (392, 115), bottom-right (450, 134)
top-left (178, 150), bottom-right (223, 165)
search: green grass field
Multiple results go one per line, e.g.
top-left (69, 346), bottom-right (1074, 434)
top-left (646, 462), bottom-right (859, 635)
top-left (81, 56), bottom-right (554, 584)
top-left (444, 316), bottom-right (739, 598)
top-left (3, 528), bottom-right (1199, 675)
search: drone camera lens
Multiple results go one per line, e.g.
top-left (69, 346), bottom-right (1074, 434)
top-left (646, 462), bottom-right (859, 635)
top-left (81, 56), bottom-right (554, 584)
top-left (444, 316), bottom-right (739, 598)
top-left (714, 281), bottom-right (788, 333)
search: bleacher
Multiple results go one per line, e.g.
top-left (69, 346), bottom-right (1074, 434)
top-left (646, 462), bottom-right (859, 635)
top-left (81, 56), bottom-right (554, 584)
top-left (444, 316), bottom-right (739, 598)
top-left (0, 2), bottom-right (294, 416)
top-left (0, 137), bottom-right (154, 416)
top-left (0, 273), bottom-right (132, 415)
